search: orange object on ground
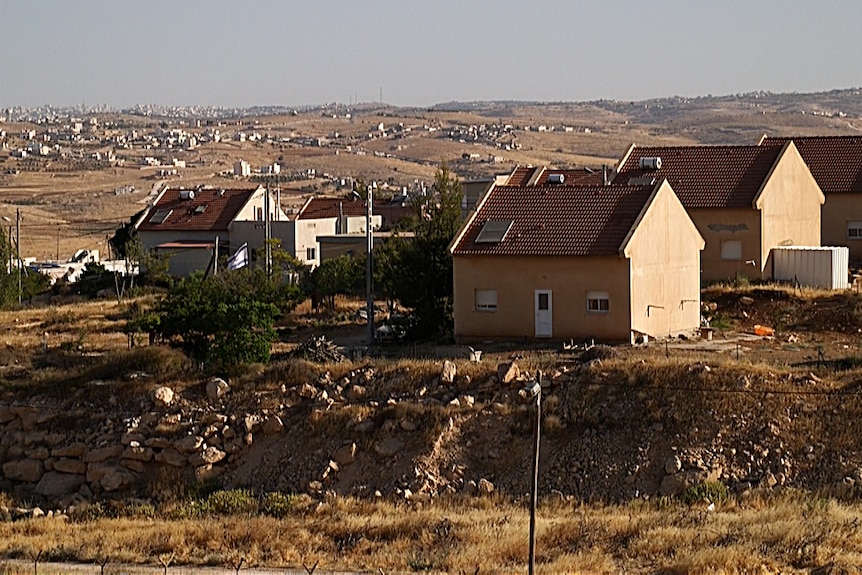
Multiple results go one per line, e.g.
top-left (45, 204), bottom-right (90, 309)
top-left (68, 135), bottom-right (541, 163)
top-left (754, 325), bottom-right (774, 337)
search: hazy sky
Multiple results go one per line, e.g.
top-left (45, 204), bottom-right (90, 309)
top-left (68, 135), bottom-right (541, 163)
top-left (1, 0), bottom-right (860, 108)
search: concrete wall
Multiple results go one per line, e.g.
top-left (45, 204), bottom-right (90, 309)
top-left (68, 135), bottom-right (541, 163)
top-left (453, 255), bottom-right (632, 342)
top-left (138, 230), bottom-right (224, 276)
top-left (821, 195), bottom-right (862, 260)
top-left (625, 182), bottom-right (704, 337)
top-left (690, 208), bottom-right (763, 284)
top-left (756, 143), bottom-right (824, 270)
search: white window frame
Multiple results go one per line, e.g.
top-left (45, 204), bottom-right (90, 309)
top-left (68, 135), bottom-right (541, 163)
top-left (475, 289), bottom-right (498, 311)
top-left (720, 240), bottom-right (742, 261)
top-left (848, 221), bottom-right (862, 240)
top-left (586, 291), bottom-right (610, 313)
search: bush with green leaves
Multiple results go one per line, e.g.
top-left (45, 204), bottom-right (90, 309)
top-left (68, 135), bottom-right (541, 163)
top-left (154, 267), bottom-right (300, 368)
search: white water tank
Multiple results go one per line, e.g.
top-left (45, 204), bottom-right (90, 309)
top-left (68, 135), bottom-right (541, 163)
top-left (771, 246), bottom-right (849, 289)
top-left (639, 157), bottom-right (662, 170)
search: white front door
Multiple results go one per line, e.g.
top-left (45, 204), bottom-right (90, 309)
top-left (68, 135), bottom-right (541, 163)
top-left (535, 289), bottom-right (553, 338)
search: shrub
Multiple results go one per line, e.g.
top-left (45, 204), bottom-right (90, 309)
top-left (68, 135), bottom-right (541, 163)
top-left (259, 491), bottom-right (297, 518)
top-left (682, 481), bottom-right (730, 505)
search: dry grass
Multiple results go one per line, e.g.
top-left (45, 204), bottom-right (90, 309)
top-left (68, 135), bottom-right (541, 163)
top-left (1, 494), bottom-right (862, 574)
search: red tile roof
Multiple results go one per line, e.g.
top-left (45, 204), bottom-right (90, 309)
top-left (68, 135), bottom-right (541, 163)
top-left (451, 184), bottom-right (657, 257)
top-left (614, 145), bottom-right (783, 208)
top-left (502, 166), bottom-right (606, 187)
top-left (532, 168), bottom-right (607, 186)
top-left (297, 197), bottom-right (369, 220)
top-left (760, 135), bottom-right (862, 194)
top-left (136, 188), bottom-right (255, 233)
top-left (505, 166), bottom-right (538, 186)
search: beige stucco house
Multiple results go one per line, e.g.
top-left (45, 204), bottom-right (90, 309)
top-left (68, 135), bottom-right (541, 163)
top-left (759, 135), bottom-right (862, 261)
top-left (613, 143), bottom-right (824, 283)
top-left (135, 185), bottom-right (284, 276)
top-left (450, 179), bottom-right (704, 343)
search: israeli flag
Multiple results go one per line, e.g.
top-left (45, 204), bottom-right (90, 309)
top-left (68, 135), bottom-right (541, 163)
top-left (226, 243), bottom-right (249, 270)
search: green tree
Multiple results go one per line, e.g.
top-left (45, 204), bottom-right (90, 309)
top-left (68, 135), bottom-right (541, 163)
top-left (376, 164), bottom-right (463, 340)
top-left (154, 268), bottom-right (294, 368)
top-left (311, 254), bottom-right (364, 310)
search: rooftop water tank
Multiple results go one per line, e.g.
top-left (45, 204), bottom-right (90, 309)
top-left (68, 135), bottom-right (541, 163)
top-left (639, 157), bottom-right (662, 170)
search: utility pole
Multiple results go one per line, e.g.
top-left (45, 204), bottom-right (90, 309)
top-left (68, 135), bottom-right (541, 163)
top-left (365, 186), bottom-right (374, 349)
top-left (16, 209), bottom-right (21, 306)
top-left (265, 182), bottom-right (272, 277)
top-left (213, 235), bottom-right (219, 276)
top-left (521, 377), bottom-right (542, 575)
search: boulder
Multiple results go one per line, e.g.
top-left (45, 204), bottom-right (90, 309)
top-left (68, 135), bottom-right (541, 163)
top-left (35, 472), bottom-right (85, 497)
top-left (120, 432), bottom-right (145, 446)
top-left (478, 478), bottom-right (495, 494)
top-left (121, 459), bottom-right (146, 473)
top-left (53, 458), bottom-right (87, 475)
top-left (206, 377), bottom-right (231, 401)
top-left (333, 442), bottom-right (357, 467)
top-left (374, 438), bottom-right (403, 458)
top-left (665, 455), bottom-right (682, 474)
top-left (154, 448), bottom-right (187, 467)
top-left (173, 435), bottom-right (204, 454)
top-left (441, 360), bottom-right (457, 384)
top-left (298, 384), bottom-right (317, 399)
top-left (2, 459), bottom-right (44, 482)
top-left (497, 361), bottom-right (520, 384)
top-left (121, 446), bottom-right (153, 462)
top-left (0, 405), bottom-right (15, 424)
top-left (144, 437), bottom-right (172, 449)
top-left (151, 386), bottom-right (175, 407)
top-left (52, 443), bottom-right (87, 458)
top-left (244, 414), bottom-right (262, 434)
top-left (346, 385), bottom-right (366, 401)
top-left (262, 416), bottom-right (284, 435)
top-left (189, 446), bottom-right (226, 467)
top-left (84, 445), bottom-right (123, 463)
top-left (11, 406), bottom-right (42, 430)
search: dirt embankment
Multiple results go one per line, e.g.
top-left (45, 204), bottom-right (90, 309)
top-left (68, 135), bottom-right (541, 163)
top-left (2, 286), bottom-right (862, 510)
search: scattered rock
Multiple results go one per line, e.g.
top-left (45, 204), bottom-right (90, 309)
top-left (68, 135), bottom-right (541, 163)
top-left (333, 442), bottom-right (357, 467)
top-left (206, 377), bottom-right (231, 401)
top-left (189, 446), bottom-right (226, 467)
top-left (441, 360), bottom-right (457, 384)
top-left (151, 386), bottom-right (175, 407)
top-left (497, 361), bottom-right (520, 384)
top-left (665, 455), bottom-right (682, 474)
top-left (262, 416), bottom-right (284, 435)
top-left (478, 478), bottom-right (495, 494)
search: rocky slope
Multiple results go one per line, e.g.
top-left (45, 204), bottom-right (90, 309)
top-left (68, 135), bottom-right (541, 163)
top-left (2, 348), bottom-right (861, 514)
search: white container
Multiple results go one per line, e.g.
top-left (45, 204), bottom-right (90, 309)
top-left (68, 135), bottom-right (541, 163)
top-left (771, 246), bottom-right (849, 289)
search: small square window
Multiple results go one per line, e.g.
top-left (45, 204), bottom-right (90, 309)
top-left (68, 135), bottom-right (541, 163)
top-left (848, 222), bottom-right (862, 240)
top-left (587, 291), bottom-right (610, 313)
top-left (720, 240), bottom-right (742, 261)
top-left (475, 289), bottom-right (497, 311)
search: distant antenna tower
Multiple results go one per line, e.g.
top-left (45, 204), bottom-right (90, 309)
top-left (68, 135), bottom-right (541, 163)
top-left (379, 86), bottom-right (382, 104)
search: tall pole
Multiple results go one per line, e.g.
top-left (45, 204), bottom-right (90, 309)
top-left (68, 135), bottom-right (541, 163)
top-left (265, 183), bottom-right (272, 277)
top-left (365, 187), bottom-right (374, 348)
top-left (528, 374), bottom-right (542, 575)
top-left (213, 235), bottom-right (219, 276)
top-left (16, 209), bottom-right (21, 306)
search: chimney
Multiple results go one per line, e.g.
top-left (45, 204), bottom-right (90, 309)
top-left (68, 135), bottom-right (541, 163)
top-left (602, 164), bottom-right (609, 186)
